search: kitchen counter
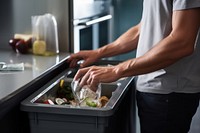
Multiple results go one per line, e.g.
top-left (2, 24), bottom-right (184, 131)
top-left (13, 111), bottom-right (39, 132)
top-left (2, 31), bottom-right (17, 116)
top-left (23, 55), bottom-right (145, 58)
top-left (0, 50), bottom-right (69, 103)
top-left (0, 50), bottom-right (137, 133)
top-left (0, 50), bottom-right (70, 133)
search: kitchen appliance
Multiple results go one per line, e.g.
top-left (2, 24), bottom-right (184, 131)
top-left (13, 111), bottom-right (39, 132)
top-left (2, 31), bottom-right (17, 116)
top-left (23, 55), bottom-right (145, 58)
top-left (71, 0), bottom-right (112, 53)
top-left (12, 0), bottom-right (112, 53)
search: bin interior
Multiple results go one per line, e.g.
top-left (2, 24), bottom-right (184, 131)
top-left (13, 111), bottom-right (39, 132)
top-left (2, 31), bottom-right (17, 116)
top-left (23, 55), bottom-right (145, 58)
top-left (21, 60), bottom-right (133, 114)
top-left (32, 75), bottom-right (119, 107)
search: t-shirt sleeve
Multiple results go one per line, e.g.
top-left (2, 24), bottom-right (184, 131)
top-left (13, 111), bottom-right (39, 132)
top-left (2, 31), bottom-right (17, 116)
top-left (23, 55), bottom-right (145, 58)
top-left (173, 0), bottom-right (200, 11)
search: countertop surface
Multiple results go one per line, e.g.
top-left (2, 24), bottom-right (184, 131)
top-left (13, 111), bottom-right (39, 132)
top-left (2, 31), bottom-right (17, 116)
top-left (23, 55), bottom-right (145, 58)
top-left (0, 50), bottom-right (70, 103)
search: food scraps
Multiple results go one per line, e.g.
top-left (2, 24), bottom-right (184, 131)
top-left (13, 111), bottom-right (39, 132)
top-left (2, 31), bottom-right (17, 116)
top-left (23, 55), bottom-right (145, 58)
top-left (35, 79), bottom-right (109, 108)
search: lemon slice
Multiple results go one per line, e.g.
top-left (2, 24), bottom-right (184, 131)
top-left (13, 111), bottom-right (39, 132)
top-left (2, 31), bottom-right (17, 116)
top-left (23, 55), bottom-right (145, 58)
top-left (59, 79), bottom-right (65, 88)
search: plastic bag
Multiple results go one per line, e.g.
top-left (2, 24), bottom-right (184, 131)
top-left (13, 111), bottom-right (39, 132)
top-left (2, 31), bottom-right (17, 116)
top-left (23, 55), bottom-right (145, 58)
top-left (32, 13), bottom-right (59, 56)
top-left (71, 80), bottom-right (101, 106)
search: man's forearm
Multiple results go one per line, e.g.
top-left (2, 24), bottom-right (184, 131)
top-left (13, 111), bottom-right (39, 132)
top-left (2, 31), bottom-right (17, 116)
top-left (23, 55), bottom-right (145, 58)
top-left (114, 35), bottom-right (191, 78)
top-left (114, 8), bottom-right (200, 78)
top-left (96, 23), bottom-right (141, 59)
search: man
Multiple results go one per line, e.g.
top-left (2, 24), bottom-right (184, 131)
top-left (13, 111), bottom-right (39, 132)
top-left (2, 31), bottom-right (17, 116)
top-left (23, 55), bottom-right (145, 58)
top-left (67, 0), bottom-right (200, 132)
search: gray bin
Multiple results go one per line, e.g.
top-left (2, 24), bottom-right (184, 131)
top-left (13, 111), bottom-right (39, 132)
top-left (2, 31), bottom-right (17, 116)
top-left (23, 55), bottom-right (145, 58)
top-left (21, 60), bottom-right (135, 133)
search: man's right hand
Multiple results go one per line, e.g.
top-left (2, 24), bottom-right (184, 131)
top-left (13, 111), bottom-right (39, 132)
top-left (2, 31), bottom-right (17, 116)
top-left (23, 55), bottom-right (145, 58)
top-left (67, 50), bottom-right (100, 68)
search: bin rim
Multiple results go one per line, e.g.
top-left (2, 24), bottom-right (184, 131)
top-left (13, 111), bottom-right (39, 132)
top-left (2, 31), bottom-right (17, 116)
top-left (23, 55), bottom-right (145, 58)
top-left (20, 60), bottom-right (134, 117)
top-left (21, 76), bottom-right (133, 117)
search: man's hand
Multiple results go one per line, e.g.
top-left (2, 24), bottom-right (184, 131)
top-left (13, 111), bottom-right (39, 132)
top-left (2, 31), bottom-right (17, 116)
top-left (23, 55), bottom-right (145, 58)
top-left (67, 50), bottom-right (100, 68)
top-left (74, 65), bottom-right (121, 91)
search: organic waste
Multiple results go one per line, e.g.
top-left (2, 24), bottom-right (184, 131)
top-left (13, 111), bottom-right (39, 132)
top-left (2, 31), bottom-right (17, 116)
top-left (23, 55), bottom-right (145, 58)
top-left (35, 79), bottom-right (109, 108)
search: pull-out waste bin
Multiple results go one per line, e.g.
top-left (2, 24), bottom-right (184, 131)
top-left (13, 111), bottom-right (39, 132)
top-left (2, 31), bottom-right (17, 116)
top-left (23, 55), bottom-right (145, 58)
top-left (21, 60), bottom-right (135, 133)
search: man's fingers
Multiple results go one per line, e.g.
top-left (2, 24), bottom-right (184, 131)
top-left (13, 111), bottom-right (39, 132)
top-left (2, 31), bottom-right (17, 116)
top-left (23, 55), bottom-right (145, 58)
top-left (74, 67), bottom-right (90, 81)
top-left (69, 59), bottom-right (77, 68)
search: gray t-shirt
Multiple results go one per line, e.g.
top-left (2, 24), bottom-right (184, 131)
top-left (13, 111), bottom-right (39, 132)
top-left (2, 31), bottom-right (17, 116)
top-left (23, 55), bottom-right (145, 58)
top-left (136, 0), bottom-right (200, 94)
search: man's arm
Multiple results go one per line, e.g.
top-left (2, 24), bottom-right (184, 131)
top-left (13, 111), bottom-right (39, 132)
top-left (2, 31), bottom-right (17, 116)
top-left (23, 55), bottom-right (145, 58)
top-left (96, 23), bottom-right (141, 59)
top-left (74, 8), bottom-right (200, 88)
top-left (67, 23), bottom-right (140, 68)
top-left (115, 8), bottom-right (200, 77)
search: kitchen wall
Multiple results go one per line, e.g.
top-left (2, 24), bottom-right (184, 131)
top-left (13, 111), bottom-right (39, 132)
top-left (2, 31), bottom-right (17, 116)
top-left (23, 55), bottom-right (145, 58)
top-left (0, 0), bottom-right (70, 52)
top-left (0, 1), bottom-right (14, 50)
top-left (110, 0), bottom-right (143, 61)
top-left (0, 0), bottom-right (50, 50)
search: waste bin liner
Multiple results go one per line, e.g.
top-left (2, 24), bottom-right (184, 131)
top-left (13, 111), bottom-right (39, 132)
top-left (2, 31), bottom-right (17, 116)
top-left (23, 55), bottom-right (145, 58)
top-left (21, 60), bottom-right (135, 133)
